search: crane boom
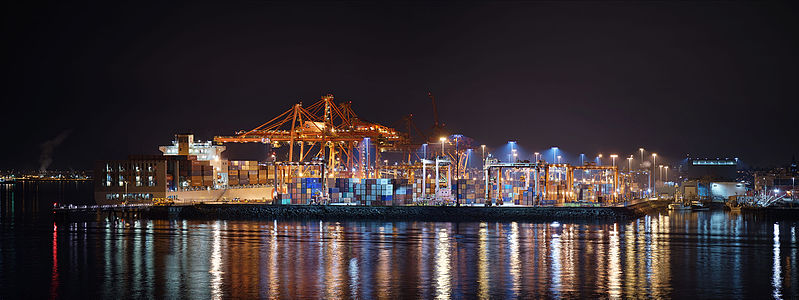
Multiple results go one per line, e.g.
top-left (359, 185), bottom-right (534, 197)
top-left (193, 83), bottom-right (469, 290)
top-left (428, 92), bottom-right (440, 128)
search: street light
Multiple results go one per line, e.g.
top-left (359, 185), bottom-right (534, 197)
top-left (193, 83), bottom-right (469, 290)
top-left (598, 154), bottom-right (603, 166)
top-left (665, 166), bottom-right (669, 182)
top-left (481, 145), bottom-right (486, 161)
top-left (639, 148), bottom-right (645, 164)
top-left (659, 165), bottom-right (663, 182)
top-left (439, 137), bottom-right (447, 156)
top-left (610, 154), bottom-right (618, 167)
top-left (510, 148), bottom-right (517, 163)
top-left (534, 152), bottom-right (540, 162)
top-left (557, 155), bottom-right (562, 164)
top-left (422, 143), bottom-right (428, 160)
top-left (552, 147), bottom-right (559, 163)
top-left (651, 153), bottom-right (657, 197)
top-left (627, 156), bottom-right (633, 172)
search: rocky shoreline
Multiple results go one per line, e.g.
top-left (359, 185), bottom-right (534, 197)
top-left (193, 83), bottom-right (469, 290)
top-left (149, 200), bottom-right (669, 222)
top-left (54, 200), bottom-right (671, 223)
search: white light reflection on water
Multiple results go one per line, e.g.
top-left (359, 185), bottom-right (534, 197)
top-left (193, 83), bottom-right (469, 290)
top-left (773, 223), bottom-right (782, 300)
top-left (608, 223), bottom-right (621, 299)
top-left (210, 221), bottom-right (223, 300)
top-left (434, 228), bottom-right (451, 300)
top-left (267, 220), bottom-right (279, 298)
top-left (509, 222), bottom-right (520, 297)
top-left (349, 258), bottom-right (359, 299)
top-left (477, 222), bottom-right (489, 299)
top-left (549, 228), bottom-right (562, 297)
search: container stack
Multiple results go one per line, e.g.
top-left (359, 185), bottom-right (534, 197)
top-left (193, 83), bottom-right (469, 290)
top-left (501, 184), bottom-right (514, 204)
top-left (288, 177), bottom-right (324, 204)
top-left (327, 178), bottom-right (360, 203)
top-left (453, 179), bottom-right (487, 204)
top-left (414, 178), bottom-right (437, 201)
top-left (520, 188), bottom-right (535, 206)
top-left (189, 160), bottom-right (214, 187)
top-left (391, 179), bottom-right (414, 205)
top-left (228, 161), bottom-right (266, 186)
top-left (353, 178), bottom-right (393, 206)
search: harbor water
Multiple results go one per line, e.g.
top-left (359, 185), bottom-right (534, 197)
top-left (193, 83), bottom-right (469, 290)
top-left (1, 181), bottom-right (798, 298)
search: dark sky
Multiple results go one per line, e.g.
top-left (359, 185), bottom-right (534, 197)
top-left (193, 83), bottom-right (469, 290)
top-left (2, 1), bottom-right (797, 171)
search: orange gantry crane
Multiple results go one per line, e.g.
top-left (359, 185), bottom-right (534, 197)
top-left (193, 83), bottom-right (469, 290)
top-left (213, 94), bottom-right (408, 177)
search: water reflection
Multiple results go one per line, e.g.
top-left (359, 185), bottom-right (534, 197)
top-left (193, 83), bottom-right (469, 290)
top-left (434, 228), bottom-right (451, 300)
top-left (774, 223), bottom-right (782, 300)
top-left (4, 210), bottom-right (799, 299)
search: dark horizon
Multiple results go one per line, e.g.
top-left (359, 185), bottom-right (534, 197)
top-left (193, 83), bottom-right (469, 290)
top-left (2, 1), bottom-right (797, 171)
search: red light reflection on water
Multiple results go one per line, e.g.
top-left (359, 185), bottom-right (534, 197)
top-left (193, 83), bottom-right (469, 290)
top-left (49, 223), bottom-right (59, 300)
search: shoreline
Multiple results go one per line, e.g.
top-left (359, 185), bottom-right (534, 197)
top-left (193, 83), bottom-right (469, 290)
top-left (55, 200), bottom-right (671, 223)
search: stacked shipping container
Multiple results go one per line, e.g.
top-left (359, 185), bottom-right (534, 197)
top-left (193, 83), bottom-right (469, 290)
top-left (228, 161), bottom-right (274, 186)
top-left (189, 160), bottom-right (214, 187)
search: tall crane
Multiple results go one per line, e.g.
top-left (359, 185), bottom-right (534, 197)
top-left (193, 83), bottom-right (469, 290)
top-left (427, 92), bottom-right (447, 141)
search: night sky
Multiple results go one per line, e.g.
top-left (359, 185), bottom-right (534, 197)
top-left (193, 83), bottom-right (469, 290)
top-left (2, 1), bottom-right (797, 171)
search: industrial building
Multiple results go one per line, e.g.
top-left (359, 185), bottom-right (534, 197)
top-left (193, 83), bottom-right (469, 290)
top-left (676, 158), bottom-right (747, 203)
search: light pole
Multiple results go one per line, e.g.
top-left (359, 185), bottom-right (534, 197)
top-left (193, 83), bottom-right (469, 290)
top-left (665, 166), bottom-right (669, 182)
top-left (580, 153), bottom-right (585, 165)
top-left (627, 156), bottom-right (633, 172)
top-left (439, 137), bottom-right (446, 157)
top-left (552, 147), bottom-right (558, 163)
top-left (639, 148), bottom-right (645, 166)
top-left (610, 154), bottom-right (618, 167)
top-left (557, 155), bottom-right (561, 164)
top-left (659, 165), bottom-right (663, 182)
top-left (598, 154), bottom-right (603, 166)
top-left (481, 145), bottom-right (486, 161)
top-left (514, 152), bottom-right (518, 163)
top-left (628, 155), bottom-right (634, 198)
top-left (422, 143), bottom-right (428, 160)
top-left (534, 152), bottom-right (540, 162)
top-left (652, 153), bottom-right (657, 197)
top-left (454, 135), bottom-right (461, 180)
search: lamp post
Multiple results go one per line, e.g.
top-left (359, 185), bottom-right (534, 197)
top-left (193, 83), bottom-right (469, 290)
top-left (628, 155), bottom-right (634, 198)
top-left (639, 148), bottom-right (645, 166)
top-left (665, 166), bottom-right (669, 182)
top-left (598, 154), bottom-right (603, 166)
top-left (580, 153), bottom-right (585, 165)
top-left (439, 137), bottom-right (446, 156)
top-left (627, 156), bottom-right (633, 172)
top-left (422, 143), bottom-right (428, 160)
top-left (481, 145), bottom-right (486, 161)
top-left (454, 135), bottom-right (461, 180)
top-left (557, 155), bottom-right (561, 164)
top-left (659, 165), bottom-right (663, 182)
top-left (534, 152), bottom-right (540, 162)
top-left (652, 153), bottom-right (657, 197)
top-left (552, 147), bottom-right (558, 163)
top-left (610, 154), bottom-right (618, 167)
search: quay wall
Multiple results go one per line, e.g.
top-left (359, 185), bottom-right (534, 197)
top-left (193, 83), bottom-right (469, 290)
top-left (55, 200), bottom-right (671, 223)
top-left (152, 202), bottom-right (668, 222)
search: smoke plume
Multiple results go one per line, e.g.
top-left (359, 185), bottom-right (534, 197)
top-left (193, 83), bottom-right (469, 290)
top-left (39, 130), bottom-right (72, 173)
